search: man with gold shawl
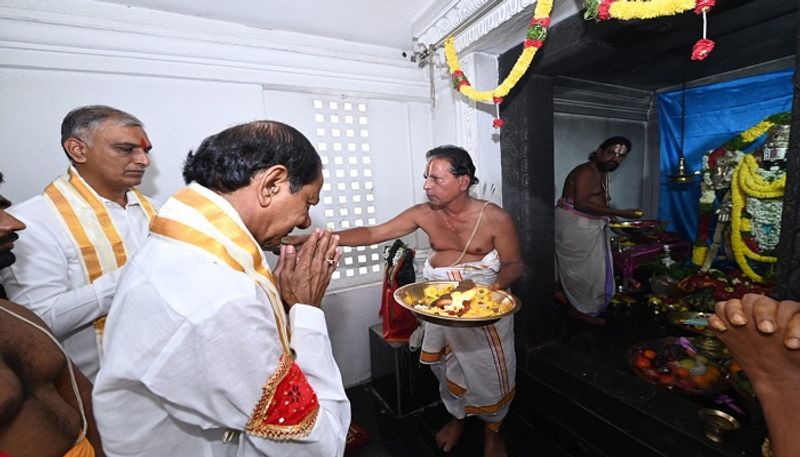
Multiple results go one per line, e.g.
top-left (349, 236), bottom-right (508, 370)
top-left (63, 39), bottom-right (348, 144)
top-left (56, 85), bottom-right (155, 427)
top-left (93, 121), bottom-right (350, 455)
top-left (0, 105), bottom-right (157, 382)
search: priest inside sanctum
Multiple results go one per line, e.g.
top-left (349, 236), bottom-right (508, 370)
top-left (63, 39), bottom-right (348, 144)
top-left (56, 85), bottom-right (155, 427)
top-left (1, 1), bottom-right (800, 457)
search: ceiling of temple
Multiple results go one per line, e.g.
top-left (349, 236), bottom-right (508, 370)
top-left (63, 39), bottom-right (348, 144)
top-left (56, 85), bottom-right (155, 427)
top-left (90, 0), bottom-right (795, 91)
top-left (534, 0), bottom-right (798, 91)
top-left (91, 0), bottom-right (436, 50)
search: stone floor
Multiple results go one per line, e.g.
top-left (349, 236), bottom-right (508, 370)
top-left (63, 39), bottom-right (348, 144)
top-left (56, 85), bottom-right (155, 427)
top-left (345, 382), bottom-right (569, 457)
top-left (346, 303), bottom-right (768, 457)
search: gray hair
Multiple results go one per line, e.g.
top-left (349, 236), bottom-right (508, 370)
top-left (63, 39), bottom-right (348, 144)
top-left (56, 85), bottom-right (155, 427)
top-left (60, 105), bottom-right (143, 156)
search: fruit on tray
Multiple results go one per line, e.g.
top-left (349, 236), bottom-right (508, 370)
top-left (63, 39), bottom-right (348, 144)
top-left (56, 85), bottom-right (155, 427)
top-left (629, 338), bottom-right (724, 395)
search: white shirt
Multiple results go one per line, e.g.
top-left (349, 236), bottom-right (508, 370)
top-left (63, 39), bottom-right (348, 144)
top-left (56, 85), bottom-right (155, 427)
top-left (0, 190), bottom-right (155, 381)
top-left (93, 236), bottom-right (350, 456)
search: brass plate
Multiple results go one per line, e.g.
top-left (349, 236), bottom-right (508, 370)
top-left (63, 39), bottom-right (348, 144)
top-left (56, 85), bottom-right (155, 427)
top-left (393, 281), bottom-right (521, 328)
top-left (608, 219), bottom-right (667, 240)
top-left (608, 219), bottom-right (666, 229)
top-left (668, 311), bottom-right (713, 336)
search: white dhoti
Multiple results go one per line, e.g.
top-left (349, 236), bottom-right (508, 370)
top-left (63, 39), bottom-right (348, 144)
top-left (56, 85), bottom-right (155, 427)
top-left (554, 203), bottom-right (615, 316)
top-left (419, 250), bottom-right (516, 423)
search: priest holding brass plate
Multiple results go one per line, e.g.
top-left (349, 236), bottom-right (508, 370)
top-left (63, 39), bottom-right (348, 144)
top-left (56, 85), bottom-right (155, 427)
top-left (394, 280), bottom-right (521, 328)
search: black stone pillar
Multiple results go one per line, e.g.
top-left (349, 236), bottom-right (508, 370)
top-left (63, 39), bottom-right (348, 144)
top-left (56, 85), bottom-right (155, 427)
top-left (500, 44), bottom-right (557, 349)
top-left (773, 22), bottom-right (800, 301)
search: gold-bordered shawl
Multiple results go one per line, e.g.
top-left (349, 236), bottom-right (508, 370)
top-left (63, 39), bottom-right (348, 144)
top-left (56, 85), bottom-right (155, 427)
top-left (150, 184), bottom-right (320, 441)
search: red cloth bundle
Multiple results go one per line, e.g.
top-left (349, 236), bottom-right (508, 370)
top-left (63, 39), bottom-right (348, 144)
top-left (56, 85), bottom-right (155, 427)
top-left (380, 240), bottom-right (417, 342)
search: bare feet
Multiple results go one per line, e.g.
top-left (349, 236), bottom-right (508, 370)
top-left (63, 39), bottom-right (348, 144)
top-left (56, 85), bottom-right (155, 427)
top-left (484, 425), bottom-right (508, 457)
top-left (554, 289), bottom-right (569, 306)
top-left (435, 417), bottom-right (465, 453)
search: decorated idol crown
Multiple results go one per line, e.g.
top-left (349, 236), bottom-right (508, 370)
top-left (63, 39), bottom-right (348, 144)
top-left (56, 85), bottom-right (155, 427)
top-left (758, 124), bottom-right (790, 163)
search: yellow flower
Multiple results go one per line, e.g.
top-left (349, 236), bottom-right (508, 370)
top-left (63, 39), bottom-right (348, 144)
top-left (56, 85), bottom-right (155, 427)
top-left (738, 155), bottom-right (785, 198)
top-left (729, 160), bottom-right (780, 283)
top-left (692, 246), bottom-right (708, 266)
top-left (609, 0), bottom-right (696, 20)
top-left (740, 121), bottom-right (774, 144)
top-left (443, 0), bottom-right (553, 104)
top-left (740, 217), bottom-right (751, 232)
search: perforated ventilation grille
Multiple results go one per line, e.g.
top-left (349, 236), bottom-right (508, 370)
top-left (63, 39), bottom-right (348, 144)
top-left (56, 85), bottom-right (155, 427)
top-left (312, 99), bottom-right (382, 282)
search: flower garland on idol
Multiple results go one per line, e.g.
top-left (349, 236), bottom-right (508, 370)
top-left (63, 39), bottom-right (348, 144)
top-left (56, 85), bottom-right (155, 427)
top-left (584, 0), bottom-right (717, 60)
top-left (692, 112), bottom-right (790, 273)
top-left (444, 0), bottom-right (554, 128)
top-left (730, 154), bottom-right (785, 283)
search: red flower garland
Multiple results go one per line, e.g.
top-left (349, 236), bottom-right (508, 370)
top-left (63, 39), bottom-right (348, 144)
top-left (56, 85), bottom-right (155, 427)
top-left (691, 38), bottom-right (715, 61)
top-left (694, 0), bottom-right (715, 14)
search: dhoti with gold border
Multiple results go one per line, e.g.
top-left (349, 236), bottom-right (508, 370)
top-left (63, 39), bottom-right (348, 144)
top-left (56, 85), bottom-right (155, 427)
top-left (418, 250), bottom-right (515, 423)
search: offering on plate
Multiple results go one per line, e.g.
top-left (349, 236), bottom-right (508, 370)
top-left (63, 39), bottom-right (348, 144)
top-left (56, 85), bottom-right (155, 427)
top-left (394, 280), bottom-right (520, 327)
top-left (629, 337), bottom-right (725, 395)
top-left (668, 311), bottom-right (730, 358)
top-left (671, 312), bottom-right (711, 334)
top-left (410, 280), bottom-right (513, 318)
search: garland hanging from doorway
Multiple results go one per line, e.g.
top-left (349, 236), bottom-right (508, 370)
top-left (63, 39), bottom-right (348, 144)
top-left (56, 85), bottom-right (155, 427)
top-left (443, 0), bottom-right (554, 128)
top-left (583, 0), bottom-right (717, 60)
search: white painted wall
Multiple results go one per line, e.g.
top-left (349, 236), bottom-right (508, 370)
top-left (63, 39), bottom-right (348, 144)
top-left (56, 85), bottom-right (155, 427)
top-left (260, 90), bottom-right (434, 384)
top-left (431, 51), bottom-right (504, 206)
top-left (0, 0), bottom-right (433, 387)
top-left (0, 69), bottom-right (265, 203)
top-left (554, 114), bottom-right (649, 213)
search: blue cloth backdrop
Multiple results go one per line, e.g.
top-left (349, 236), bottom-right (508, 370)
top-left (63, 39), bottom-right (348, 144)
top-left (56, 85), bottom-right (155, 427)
top-left (657, 68), bottom-right (794, 241)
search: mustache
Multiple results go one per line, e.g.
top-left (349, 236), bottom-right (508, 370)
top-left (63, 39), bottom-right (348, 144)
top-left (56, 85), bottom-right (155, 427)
top-left (599, 161), bottom-right (619, 171)
top-left (0, 232), bottom-right (19, 245)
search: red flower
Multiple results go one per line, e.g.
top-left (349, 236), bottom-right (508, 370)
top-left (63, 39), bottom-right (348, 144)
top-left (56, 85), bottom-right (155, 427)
top-left (697, 214), bottom-right (712, 241)
top-left (744, 236), bottom-right (760, 253)
top-left (707, 147), bottom-right (726, 169)
top-left (493, 118), bottom-right (505, 129)
top-left (530, 17), bottom-right (551, 28)
top-left (493, 97), bottom-right (503, 104)
top-left (452, 70), bottom-right (464, 77)
top-left (694, 0), bottom-right (715, 14)
top-left (457, 80), bottom-right (470, 89)
top-left (691, 38), bottom-right (715, 61)
top-left (598, 0), bottom-right (613, 20)
top-left (714, 283), bottom-right (736, 301)
top-left (733, 284), bottom-right (749, 298)
top-left (524, 39), bottom-right (543, 49)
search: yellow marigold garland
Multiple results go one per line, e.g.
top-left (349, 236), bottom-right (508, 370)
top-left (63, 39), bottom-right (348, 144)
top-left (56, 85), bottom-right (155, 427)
top-left (729, 155), bottom-right (785, 282)
top-left (444, 0), bottom-right (554, 126)
top-left (738, 154), bottom-right (786, 199)
top-left (609, 0), bottom-right (696, 20)
top-left (691, 245), bottom-right (708, 266)
top-left (584, 0), bottom-right (717, 60)
top-left (740, 120), bottom-right (776, 145)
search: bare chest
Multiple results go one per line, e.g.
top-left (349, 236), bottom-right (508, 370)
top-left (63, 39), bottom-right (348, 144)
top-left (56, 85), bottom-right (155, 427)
top-left (421, 217), bottom-right (494, 256)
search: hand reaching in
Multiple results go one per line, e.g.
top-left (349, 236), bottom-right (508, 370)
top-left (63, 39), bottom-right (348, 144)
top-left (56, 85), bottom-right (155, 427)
top-left (709, 293), bottom-right (800, 350)
top-left (709, 294), bottom-right (800, 457)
